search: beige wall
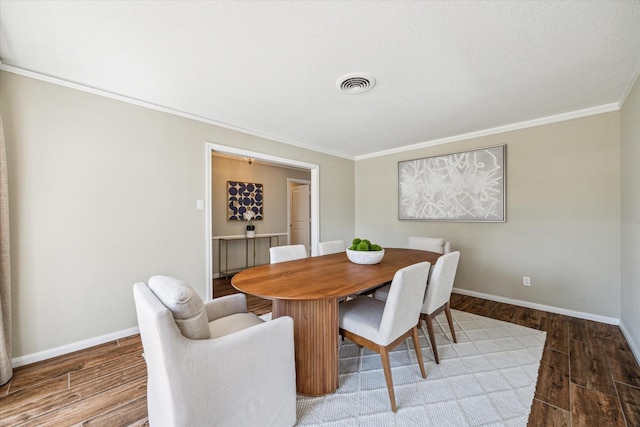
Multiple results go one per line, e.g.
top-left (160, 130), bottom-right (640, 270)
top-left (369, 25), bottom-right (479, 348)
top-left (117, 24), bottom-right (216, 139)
top-left (1, 66), bottom-right (632, 361)
top-left (0, 71), bottom-right (355, 358)
top-left (211, 155), bottom-right (310, 271)
top-left (621, 74), bottom-right (640, 356)
top-left (356, 112), bottom-right (621, 318)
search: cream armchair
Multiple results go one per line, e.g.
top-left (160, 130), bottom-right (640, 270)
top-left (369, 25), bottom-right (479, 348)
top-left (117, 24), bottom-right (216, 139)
top-left (133, 276), bottom-right (296, 427)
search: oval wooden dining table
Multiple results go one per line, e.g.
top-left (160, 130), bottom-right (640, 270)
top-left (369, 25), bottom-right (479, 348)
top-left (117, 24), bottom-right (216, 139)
top-left (231, 247), bottom-right (441, 396)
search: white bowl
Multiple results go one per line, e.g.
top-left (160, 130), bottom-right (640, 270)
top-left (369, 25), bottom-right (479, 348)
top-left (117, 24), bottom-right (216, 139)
top-left (346, 248), bottom-right (385, 265)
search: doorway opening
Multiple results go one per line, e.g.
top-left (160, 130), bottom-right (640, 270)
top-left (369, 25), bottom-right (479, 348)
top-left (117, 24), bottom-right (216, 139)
top-left (205, 142), bottom-right (320, 299)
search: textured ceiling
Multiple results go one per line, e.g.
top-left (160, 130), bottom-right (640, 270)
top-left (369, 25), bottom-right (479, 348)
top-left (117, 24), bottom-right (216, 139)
top-left (1, 1), bottom-right (639, 159)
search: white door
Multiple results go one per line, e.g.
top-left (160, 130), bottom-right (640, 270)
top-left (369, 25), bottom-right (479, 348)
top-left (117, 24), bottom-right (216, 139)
top-left (290, 183), bottom-right (310, 255)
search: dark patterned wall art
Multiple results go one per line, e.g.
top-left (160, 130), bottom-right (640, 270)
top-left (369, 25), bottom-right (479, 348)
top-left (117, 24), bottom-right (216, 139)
top-left (227, 181), bottom-right (264, 221)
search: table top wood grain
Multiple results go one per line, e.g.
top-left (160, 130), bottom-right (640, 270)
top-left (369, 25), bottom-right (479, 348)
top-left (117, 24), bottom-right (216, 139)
top-left (231, 247), bottom-right (440, 300)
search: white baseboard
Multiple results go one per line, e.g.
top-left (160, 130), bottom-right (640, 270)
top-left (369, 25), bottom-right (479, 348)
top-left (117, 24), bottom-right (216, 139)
top-left (12, 289), bottom-right (632, 368)
top-left (619, 320), bottom-right (640, 366)
top-left (452, 287), bottom-right (620, 325)
top-left (12, 326), bottom-right (140, 368)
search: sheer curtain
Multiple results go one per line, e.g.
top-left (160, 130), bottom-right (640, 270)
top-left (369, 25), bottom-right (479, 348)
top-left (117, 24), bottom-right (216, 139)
top-left (0, 114), bottom-right (12, 385)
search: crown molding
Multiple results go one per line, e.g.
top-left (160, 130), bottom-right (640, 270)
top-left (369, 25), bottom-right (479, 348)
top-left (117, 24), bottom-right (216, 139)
top-left (0, 62), bottom-right (354, 161)
top-left (619, 64), bottom-right (640, 107)
top-left (1, 62), bottom-right (623, 163)
top-left (355, 103), bottom-right (620, 161)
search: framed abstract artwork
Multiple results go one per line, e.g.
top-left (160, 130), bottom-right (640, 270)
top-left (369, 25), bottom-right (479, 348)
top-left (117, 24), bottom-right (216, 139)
top-left (398, 145), bottom-right (506, 222)
top-left (227, 181), bottom-right (264, 221)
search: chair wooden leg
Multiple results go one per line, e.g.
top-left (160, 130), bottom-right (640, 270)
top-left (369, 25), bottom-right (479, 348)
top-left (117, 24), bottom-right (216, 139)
top-left (444, 302), bottom-right (457, 343)
top-left (424, 314), bottom-right (440, 364)
top-left (411, 326), bottom-right (427, 378)
top-left (379, 346), bottom-right (398, 412)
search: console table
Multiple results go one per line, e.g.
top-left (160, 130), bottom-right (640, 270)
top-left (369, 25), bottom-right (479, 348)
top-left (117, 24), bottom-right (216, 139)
top-left (214, 233), bottom-right (288, 278)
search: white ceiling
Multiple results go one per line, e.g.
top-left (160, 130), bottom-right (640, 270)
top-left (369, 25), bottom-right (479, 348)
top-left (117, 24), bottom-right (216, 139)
top-left (1, 1), bottom-right (639, 160)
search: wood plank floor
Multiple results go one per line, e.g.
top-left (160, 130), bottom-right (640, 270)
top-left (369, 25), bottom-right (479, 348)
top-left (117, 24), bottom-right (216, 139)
top-left (1, 278), bottom-right (638, 426)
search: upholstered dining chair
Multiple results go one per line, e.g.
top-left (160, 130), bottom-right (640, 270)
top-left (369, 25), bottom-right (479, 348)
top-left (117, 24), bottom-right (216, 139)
top-left (317, 239), bottom-right (350, 301)
top-left (408, 235), bottom-right (451, 254)
top-left (269, 244), bottom-right (308, 263)
top-left (133, 276), bottom-right (296, 427)
top-left (317, 239), bottom-right (345, 255)
top-left (419, 251), bottom-right (461, 364)
top-left (372, 236), bottom-right (452, 302)
top-left (339, 262), bottom-right (430, 412)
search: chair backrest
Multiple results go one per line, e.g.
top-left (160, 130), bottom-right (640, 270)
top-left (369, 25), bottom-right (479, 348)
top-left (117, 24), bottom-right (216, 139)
top-left (422, 251), bottom-right (461, 315)
top-left (133, 282), bottom-right (184, 424)
top-left (318, 240), bottom-right (345, 255)
top-left (378, 262), bottom-right (430, 345)
top-left (408, 236), bottom-right (451, 254)
top-left (269, 244), bottom-right (308, 263)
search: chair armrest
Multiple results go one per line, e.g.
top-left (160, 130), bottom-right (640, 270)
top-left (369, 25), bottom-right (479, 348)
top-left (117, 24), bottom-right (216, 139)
top-left (204, 293), bottom-right (248, 321)
top-left (165, 316), bottom-right (297, 427)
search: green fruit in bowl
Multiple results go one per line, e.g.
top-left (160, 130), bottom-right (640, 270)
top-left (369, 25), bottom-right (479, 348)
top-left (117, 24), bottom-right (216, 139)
top-left (356, 241), bottom-right (370, 251)
top-left (349, 238), bottom-right (383, 251)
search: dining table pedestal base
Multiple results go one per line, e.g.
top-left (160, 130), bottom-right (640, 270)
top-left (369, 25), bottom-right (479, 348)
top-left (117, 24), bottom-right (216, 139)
top-left (273, 298), bottom-right (339, 396)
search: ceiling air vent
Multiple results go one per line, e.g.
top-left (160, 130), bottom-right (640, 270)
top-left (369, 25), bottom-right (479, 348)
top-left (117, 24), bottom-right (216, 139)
top-left (336, 73), bottom-right (376, 95)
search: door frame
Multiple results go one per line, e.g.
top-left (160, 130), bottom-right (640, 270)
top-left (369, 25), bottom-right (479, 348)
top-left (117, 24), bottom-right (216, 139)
top-left (205, 142), bottom-right (320, 300)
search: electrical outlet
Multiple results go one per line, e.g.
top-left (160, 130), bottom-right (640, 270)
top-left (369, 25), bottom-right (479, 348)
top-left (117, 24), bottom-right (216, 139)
top-left (523, 276), bottom-right (531, 287)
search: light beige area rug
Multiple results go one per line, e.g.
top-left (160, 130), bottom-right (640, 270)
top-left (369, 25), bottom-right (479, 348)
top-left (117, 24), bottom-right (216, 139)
top-left (295, 310), bottom-right (546, 427)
